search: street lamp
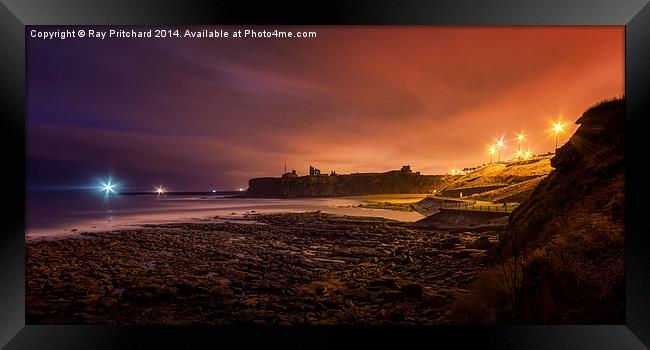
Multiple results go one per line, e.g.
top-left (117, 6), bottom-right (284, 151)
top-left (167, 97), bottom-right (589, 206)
top-left (488, 145), bottom-right (497, 164)
top-left (552, 120), bottom-right (565, 152)
top-left (516, 149), bottom-right (523, 158)
top-left (524, 149), bottom-right (532, 160)
top-left (496, 136), bottom-right (505, 163)
top-left (516, 131), bottom-right (525, 156)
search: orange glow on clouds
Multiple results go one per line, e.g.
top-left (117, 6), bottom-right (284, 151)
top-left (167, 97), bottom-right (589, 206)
top-left (28, 26), bottom-right (624, 189)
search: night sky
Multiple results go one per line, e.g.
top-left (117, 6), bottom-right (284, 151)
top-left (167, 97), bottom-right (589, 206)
top-left (27, 26), bottom-right (624, 191)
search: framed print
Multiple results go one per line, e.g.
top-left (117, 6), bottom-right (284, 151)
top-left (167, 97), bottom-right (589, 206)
top-left (1, 0), bottom-right (649, 348)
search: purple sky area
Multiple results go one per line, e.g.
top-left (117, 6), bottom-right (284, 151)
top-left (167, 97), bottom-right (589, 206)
top-left (27, 26), bottom-right (623, 191)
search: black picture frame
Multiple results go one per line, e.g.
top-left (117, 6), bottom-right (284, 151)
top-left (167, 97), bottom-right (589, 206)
top-left (1, 0), bottom-right (649, 348)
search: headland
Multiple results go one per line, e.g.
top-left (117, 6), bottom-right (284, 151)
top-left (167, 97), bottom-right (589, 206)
top-left (247, 165), bottom-right (447, 198)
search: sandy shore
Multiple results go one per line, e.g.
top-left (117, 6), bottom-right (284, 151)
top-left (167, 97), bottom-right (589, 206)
top-left (27, 212), bottom-right (498, 325)
top-left (348, 194), bottom-right (431, 212)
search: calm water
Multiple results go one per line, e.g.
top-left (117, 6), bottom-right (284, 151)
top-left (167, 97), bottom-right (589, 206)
top-left (27, 191), bottom-right (424, 238)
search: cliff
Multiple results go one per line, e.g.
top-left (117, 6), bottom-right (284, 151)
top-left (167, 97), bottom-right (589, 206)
top-left (453, 97), bottom-right (625, 324)
top-left (247, 167), bottom-right (448, 198)
top-left (504, 97), bottom-right (624, 253)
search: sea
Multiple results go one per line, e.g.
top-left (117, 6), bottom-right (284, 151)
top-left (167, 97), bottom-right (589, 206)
top-left (26, 191), bottom-right (425, 239)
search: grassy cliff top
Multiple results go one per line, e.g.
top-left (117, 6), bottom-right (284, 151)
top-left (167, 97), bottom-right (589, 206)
top-left (440, 156), bottom-right (553, 192)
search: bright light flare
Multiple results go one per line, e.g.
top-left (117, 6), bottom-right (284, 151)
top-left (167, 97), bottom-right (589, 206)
top-left (496, 136), bottom-right (505, 148)
top-left (155, 186), bottom-right (166, 195)
top-left (99, 180), bottom-right (117, 194)
top-left (552, 120), bottom-right (565, 134)
top-left (516, 131), bottom-right (525, 142)
top-left (524, 150), bottom-right (532, 160)
top-left (488, 145), bottom-right (496, 155)
top-left (516, 150), bottom-right (523, 158)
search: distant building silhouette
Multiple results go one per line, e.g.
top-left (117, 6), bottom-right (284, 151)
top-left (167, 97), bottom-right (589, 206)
top-left (248, 164), bottom-right (445, 197)
top-left (282, 169), bottom-right (298, 179)
top-left (400, 165), bottom-right (413, 175)
top-left (309, 166), bottom-right (321, 176)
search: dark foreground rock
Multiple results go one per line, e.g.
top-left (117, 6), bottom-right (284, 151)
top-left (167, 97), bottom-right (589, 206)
top-left (26, 212), bottom-right (494, 325)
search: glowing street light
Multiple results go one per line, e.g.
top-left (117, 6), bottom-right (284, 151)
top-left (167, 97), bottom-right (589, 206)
top-left (496, 136), bottom-right (505, 163)
top-left (516, 131), bottom-right (525, 155)
top-left (524, 149), bottom-right (532, 160)
top-left (516, 132), bottom-right (525, 143)
top-left (552, 120), bottom-right (565, 152)
top-left (488, 145), bottom-right (497, 164)
top-left (516, 149), bottom-right (523, 158)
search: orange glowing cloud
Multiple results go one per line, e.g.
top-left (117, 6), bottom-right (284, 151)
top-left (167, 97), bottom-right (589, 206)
top-left (27, 26), bottom-right (624, 190)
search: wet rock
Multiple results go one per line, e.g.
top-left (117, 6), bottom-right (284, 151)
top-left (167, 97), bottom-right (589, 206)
top-left (381, 290), bottom-right (404, 301)
top-left (400, 283), bottom-right (423, 299)
top-left (315, 285), bottom-right (326, 295)
top-left (385, 308), bottom-right (405, 322)
top-left (367, 278), bottom-right (397, 289)
top-left (159, 286), bottom-right (180, 299)
top-left (26, 211), bottom-right (491, 325)
top-left (440, 237), bottom-right (461, 249)
top-left (122, 288), bottom-right (154, 302)
top-left (344, 289), bottom-right (370, 299)
top-left (96, 296), bottom-right (119, 313)
top-left (422, 289), bottom-right (447, 306)
top-left (72, 296), bottom-right (98, 310)
top-left (469, 236), bottom-right (491, 250)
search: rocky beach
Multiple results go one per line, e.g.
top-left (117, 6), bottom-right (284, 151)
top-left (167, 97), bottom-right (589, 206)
top-left (26, 212), bottom-right (499, 325)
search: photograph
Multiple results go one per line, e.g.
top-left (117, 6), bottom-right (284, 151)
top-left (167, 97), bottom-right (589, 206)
top-left (25, 25), bottom-right (624, 325)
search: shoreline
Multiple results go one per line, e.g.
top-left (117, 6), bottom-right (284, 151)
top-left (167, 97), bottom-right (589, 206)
top-left (26, 211), bottom-right (498, 325)
top-left (27, 194), bottom-right (429, 239)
